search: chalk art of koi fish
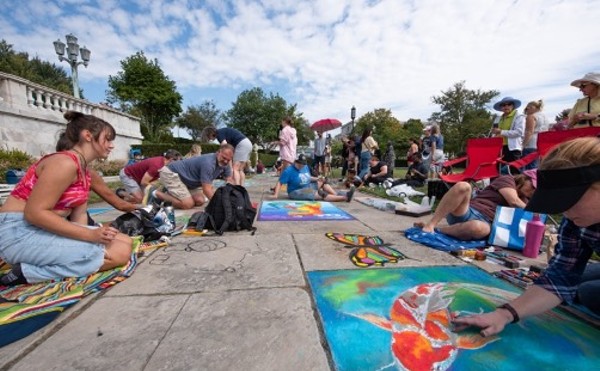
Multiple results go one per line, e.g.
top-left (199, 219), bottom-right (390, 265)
top-left (348, 283), bottom-right (520, 371)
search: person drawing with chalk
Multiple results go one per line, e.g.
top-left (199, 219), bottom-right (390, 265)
top-left (453, 137), bottom-right (600, 336)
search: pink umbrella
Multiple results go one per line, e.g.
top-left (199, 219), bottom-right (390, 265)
top-left (310, 118), bottom-right (342, 133)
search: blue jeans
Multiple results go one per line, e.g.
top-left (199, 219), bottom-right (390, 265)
top-left (521, 148), bottom-right (538, 170)
top-left (359, 151), bottom-right (372, 178)
top-left (0, 212), bottom-right (104, 283)
top-left (577, 263), bottom-right (600, 315)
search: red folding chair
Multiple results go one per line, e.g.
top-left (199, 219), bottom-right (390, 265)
top-left (439, 137), bottom-right (504, 184)
top-left (500, 127), bottom-right (600, 172)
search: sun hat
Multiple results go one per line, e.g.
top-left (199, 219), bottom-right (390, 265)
top-left (522, 169), bottom-right (537, 188)
top-left (525, 164), bottom-right (600, 214)
top-left (295, 153), bottom-right (307, 165)
top-left (493, 97), bottom-right (522, 111)
top-left (570, 72), bottom-right (600, 88)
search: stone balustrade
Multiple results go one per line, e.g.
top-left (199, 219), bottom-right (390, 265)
top-left (0, 71), bottom-right (143, 160)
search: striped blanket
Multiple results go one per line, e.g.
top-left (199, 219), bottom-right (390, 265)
top-left (0, 237), bottom-right (142, 348)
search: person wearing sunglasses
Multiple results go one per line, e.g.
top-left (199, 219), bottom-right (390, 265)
top-left (568, 72), bottom-right (600, 128)
top-left (491, 96), bottom-right (525, 164)
top-left (452, 137), bottom-right (600, 336)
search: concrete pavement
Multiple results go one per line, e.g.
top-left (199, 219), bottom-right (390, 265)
top-left (0, 173), bottom-right (547, 370)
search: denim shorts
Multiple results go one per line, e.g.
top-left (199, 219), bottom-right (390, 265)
top-left (288, 184), bottom-right (318, 200)
top-left (446, 206), bottom-right (489, 225)
top-left (0, 212), bottom-right (105, 283)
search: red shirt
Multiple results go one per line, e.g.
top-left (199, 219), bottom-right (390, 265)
top-left (124, 156), bottom-right (165, 183)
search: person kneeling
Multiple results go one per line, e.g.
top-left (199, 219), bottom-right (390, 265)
top-left (271, 154), bottom-right (355, 202)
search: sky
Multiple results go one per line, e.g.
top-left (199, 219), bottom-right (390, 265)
top-left (1, 0), bottom-right (599, 133)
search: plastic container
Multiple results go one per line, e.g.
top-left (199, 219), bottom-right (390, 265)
top-left (5, 169), bottom-right (25, 184)
top-left (523, 214), bottom-right (545, 258)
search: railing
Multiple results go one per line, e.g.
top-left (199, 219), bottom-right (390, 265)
top-left (0, 72), bottom-right (143, 160)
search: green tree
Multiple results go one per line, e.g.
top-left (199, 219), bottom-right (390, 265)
top-left (354, 108), bottom-right (404, 151)
top-left (429, 81), bottom-right (499, 155)
top-left (0, 39), bottom-right (74, 96)
top-left (223, 87), bottom-right (307, 148)
top-left (107, 51), bottom-right (182, 142)
top-left (176, 101), bottom-right (221, 141)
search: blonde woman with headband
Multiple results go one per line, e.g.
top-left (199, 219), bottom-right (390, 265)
top-left (522, 99), bottom-right (550, 170)
top-left (453, 137), bottom-right (600, 336)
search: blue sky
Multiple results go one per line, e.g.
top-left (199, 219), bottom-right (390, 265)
top-left (1, 0), bottom-right (599, 130)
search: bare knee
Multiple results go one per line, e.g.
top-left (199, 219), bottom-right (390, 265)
top-left (108, 235), bottom-right (133, 266)
top-left (453, 182), bottom-right (472, 196)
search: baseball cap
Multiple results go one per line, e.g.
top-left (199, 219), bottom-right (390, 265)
top-left (295, 154), bottom-right (307, 165)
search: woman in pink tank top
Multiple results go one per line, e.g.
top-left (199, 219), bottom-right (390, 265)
top-left (0, 111), bottom-right (133, 286)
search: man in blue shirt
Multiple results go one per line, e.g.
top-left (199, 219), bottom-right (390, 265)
top-left (149, 144), bottom-right (234, 209)
top-left (271, 154), bottom-right (355, 202)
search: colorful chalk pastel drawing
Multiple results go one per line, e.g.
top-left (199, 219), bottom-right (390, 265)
top-left (325, 232), bottom-right (407, 267)
top-left (307, 266), bottom-right (600, 371)
top-left (258, 201), bottom-right (354, 221)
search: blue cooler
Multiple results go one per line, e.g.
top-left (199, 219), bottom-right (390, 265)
top-left (6, 169), bottom-right (25, 184)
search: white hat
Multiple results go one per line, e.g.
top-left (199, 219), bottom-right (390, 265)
top-left (570, 72), bottom-right (600, 88)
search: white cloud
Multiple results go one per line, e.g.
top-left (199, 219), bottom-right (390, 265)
top-left (0, 0), bottom-right (597, 125)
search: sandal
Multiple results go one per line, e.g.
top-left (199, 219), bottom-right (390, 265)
top-left (115, 188), bottom-right (127, 199)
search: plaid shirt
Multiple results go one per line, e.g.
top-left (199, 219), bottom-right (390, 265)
top-left (534, 218), bottom-right (600, 304)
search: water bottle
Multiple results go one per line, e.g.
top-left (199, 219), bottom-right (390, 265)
top-left (523, 214), bottom-right (545, 258)
top-left (165, 205), bottom-right (176, 228)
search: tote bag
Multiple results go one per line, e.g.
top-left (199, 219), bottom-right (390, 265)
top-left (487, 206), bottom-right (547, 251)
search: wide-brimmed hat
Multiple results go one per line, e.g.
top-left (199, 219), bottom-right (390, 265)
top-left (570, 72), bottom-right (600, 88)
top-left (525, 164), bottom-right (600, 214)
top-left (493, 97), bottom-right (522, 111)
top-left (295, 154), bottom-right (307, 165)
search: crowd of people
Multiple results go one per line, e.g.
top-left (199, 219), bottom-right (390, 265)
top-left (1, 72), bottom-right (599, 342)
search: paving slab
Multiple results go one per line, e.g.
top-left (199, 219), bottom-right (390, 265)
top-left (145, 288), bottom-right (329, 371)
top-left (107, 232), bottom-right (305, 296)
top-left (295, 230), bottom-right (467, 272)
top-left (8, 295), bottom-right (189, 371)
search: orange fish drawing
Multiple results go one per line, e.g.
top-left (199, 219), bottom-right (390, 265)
top-left (350, 283), bottom-right (518, 371)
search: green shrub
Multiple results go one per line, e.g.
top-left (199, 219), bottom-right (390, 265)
top-left (92, 159), bottom-right (127, 176)
top-left (0, 148), bottom-right (35, 183)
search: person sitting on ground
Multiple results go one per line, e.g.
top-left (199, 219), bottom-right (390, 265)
top-left (117, 149), bottom-right (182, 203)
top-left (271, 154), bottom-right (355, 202)
top-left (202, 126), bottom-right (253, 186)
top-left (184, 144), bottom-right (202, 159)
top-left (344, 169), bottom-right (362, 189)
top-left (55, 135), bottom-right (137, 226)
top-left (361, 156), bottom-right (388, 187)
top-left (256, 159), bottom-right (265, 174)
top-left (414, 170), bottom-right (536, 240)
top-left (385, 152), bottom-right (428, 189)
top-left (453, 137), bottom-right (600, 336)
top-left (0, 111), bottom-right (132, 286)
top-left (147, 144), bottom-right (234, 210)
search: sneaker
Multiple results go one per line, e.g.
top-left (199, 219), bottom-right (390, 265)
top-left (142, 185), bottom-right (159, 206)
top-left (115, 188), bottom-right (127, 199)
top-left (0, 263), bottom-right (27, 286)
top-left (346, 185), bottom-right (356, 202)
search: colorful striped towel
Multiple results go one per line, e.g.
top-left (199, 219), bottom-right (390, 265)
top-left (0, 237), bottom-right (142, 348)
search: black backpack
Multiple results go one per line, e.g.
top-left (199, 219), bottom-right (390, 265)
top-left (202, 184), bottom-right (257, 235)
top-left (111, 208), bottom-right (166, 242)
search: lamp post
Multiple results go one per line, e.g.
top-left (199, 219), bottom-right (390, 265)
top-left (350, 106), bottom-right (356, 133)
top-left (53, 34), bottom-right (91, 99)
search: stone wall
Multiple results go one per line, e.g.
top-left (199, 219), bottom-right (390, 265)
top-left (0, 72), bottom-right (143, 160)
